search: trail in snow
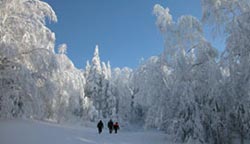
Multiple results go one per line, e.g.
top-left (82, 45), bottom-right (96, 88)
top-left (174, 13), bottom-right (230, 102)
top-left (0, 119), bottom-right (167, 144)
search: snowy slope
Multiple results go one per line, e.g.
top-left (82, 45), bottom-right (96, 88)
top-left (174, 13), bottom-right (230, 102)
top-left (0, 119), bottom-right (167, 144)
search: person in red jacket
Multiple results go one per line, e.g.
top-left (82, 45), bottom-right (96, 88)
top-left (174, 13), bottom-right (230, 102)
top-left (113, 122), bottom-right (120, 134)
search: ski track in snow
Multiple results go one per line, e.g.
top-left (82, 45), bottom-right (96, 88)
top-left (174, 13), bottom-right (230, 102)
top-left (0, 119), bottom-right (167, 144)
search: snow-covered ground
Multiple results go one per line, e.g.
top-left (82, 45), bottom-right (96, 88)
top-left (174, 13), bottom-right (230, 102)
top-left (0, 119), bottom-right (167, 144)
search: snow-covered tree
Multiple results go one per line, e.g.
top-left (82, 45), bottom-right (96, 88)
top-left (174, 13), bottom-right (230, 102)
top-left (51, 44), bottom-right (92, 123)
top-left (0, 55), bottom-right (22, 118)
top-left (85, 45), bottom-right (103, 119)
top-left (84, 60), bottom-right (91, 78)
top-left (132, 56), bottom-right (169, 128)
top-left (202, 1), bottom-right (250, 143)
top-left (111, 67), bottom-right (133, 122)
top-left (101, 62), bottom-right (116, 118)
top-left (153, 4), bottom-right (222, 143)
top-left (85, 45), bottom-right (116, 120)
top-left (58, 44), bottom-right (67, 55)
top-left (0, 0), bottom-right (58, 119)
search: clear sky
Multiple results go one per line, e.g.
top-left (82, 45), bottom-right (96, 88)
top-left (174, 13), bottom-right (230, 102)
top-left (43, 0), bottom-right (203, 69)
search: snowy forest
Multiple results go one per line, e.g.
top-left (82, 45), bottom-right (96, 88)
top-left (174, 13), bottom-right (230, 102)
top-left (1, 0), bottom-right (250, 144)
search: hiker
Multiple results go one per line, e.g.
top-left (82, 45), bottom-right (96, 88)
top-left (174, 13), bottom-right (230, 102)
top-left (97, 120), bottom-right (104, 134)
top-left (113, 122), bottom-right (120, 134)
top-left (107, 119), bottom-right (114, 134)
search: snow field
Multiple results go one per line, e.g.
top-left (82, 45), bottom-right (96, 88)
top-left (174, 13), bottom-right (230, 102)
top-left (0, 119), bottom-right (167, 144)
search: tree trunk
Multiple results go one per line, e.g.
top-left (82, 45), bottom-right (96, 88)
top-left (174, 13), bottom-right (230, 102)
top-left (240, 133), bottom-right (244, 144)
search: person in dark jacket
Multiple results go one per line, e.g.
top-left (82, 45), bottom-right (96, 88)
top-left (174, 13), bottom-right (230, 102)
top-left (107, 119), bottom-right (114, 134)
top-left (97, 120), bottom-right (104, 134)
top-left (113, 122), bottom-right (120, 134)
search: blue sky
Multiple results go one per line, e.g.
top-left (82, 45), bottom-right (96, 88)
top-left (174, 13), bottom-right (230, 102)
top-left (44, 0), bottom-right (205, 69)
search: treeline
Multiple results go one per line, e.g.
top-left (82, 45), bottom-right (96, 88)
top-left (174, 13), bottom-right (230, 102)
top-left (1, 0), bottom-right (250, 144)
